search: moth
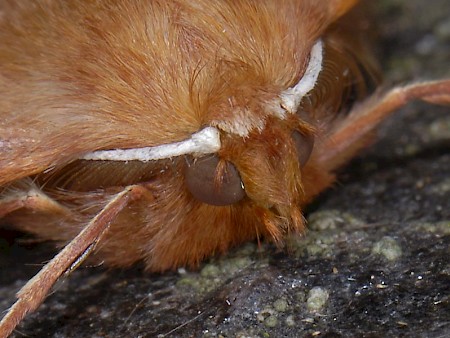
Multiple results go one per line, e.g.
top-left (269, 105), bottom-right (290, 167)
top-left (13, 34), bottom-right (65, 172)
top-left (0, 0), bottom-right (449, 336)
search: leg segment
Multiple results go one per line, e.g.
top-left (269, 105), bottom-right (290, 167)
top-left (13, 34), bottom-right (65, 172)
top-left (0, 184), bottom-right (152, 338)
top-left (0, 188), bottom-right (70, 219)
top-left (316, 79), bottom-right (450, 171)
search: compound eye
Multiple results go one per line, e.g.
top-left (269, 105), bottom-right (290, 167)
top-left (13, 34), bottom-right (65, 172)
top-left (292, 130), bottom-right (315, 167)
top-left (184, 155), bottom-right (245, 206)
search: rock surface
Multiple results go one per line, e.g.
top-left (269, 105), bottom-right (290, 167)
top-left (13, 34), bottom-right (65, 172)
top-left (1, 1), bottom-right (449, 337)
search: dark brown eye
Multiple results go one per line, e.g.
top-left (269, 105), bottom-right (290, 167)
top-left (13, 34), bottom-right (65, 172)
top-left (292, 130), bottom-right (315, 167)
top-left (184, 155), bottom-right (245, 206)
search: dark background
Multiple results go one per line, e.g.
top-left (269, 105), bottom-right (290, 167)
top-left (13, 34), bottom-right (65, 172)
top-left (1, 1), bottom-right (449, 337)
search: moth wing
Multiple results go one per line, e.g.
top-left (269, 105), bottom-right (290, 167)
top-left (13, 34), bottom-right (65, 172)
top-left (0, 117), bottom-right (106, 186)
top-left (0, 2), bottom-right (197, 186)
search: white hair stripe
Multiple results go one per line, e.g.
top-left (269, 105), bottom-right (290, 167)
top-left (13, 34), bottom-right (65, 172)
top-left (81, 41), bottom-right (322, 162)
top-left (82, 126), bottom-right (221, 162)
top-left (280, 39), bottom-right (323, 113)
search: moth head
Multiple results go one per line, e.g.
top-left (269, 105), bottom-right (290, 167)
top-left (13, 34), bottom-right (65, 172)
top-left (184, 122), bottom-right (315, 205)
top-left (81, 39), bottom-right (323, 240)
top-left (180, 117), bottom-right (315, 242)
top-left (183, 40), bottom-right (321, 205)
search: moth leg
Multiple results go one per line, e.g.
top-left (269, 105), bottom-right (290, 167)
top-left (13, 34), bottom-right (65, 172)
top-left (0, 188), bottom-right (71, 219)
top-left (316, 79), bottom-right (450, 171)
top-left (0, 184), bottom-right (152, 338)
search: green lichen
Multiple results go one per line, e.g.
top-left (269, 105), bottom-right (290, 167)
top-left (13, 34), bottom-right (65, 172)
top-left (273, 298), bottom-right (288, 312)
top-left (285, 315), bottom-right (296, 327)
top-left (307, 210), bottom-right (365, 231)
top-left (372, 236), bottom-right (402, 261)
top-left (412, 221), bottom-right (450, 235)
top-left (306, 287), bottom-right (330, 313)
top-left (264, 315), bottom-right (278, 328)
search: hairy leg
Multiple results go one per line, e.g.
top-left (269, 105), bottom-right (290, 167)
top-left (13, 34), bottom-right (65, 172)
top-left (316, 80), bottom-right (450, 171)
top-left (0, 184), bottom-right (153, 338)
